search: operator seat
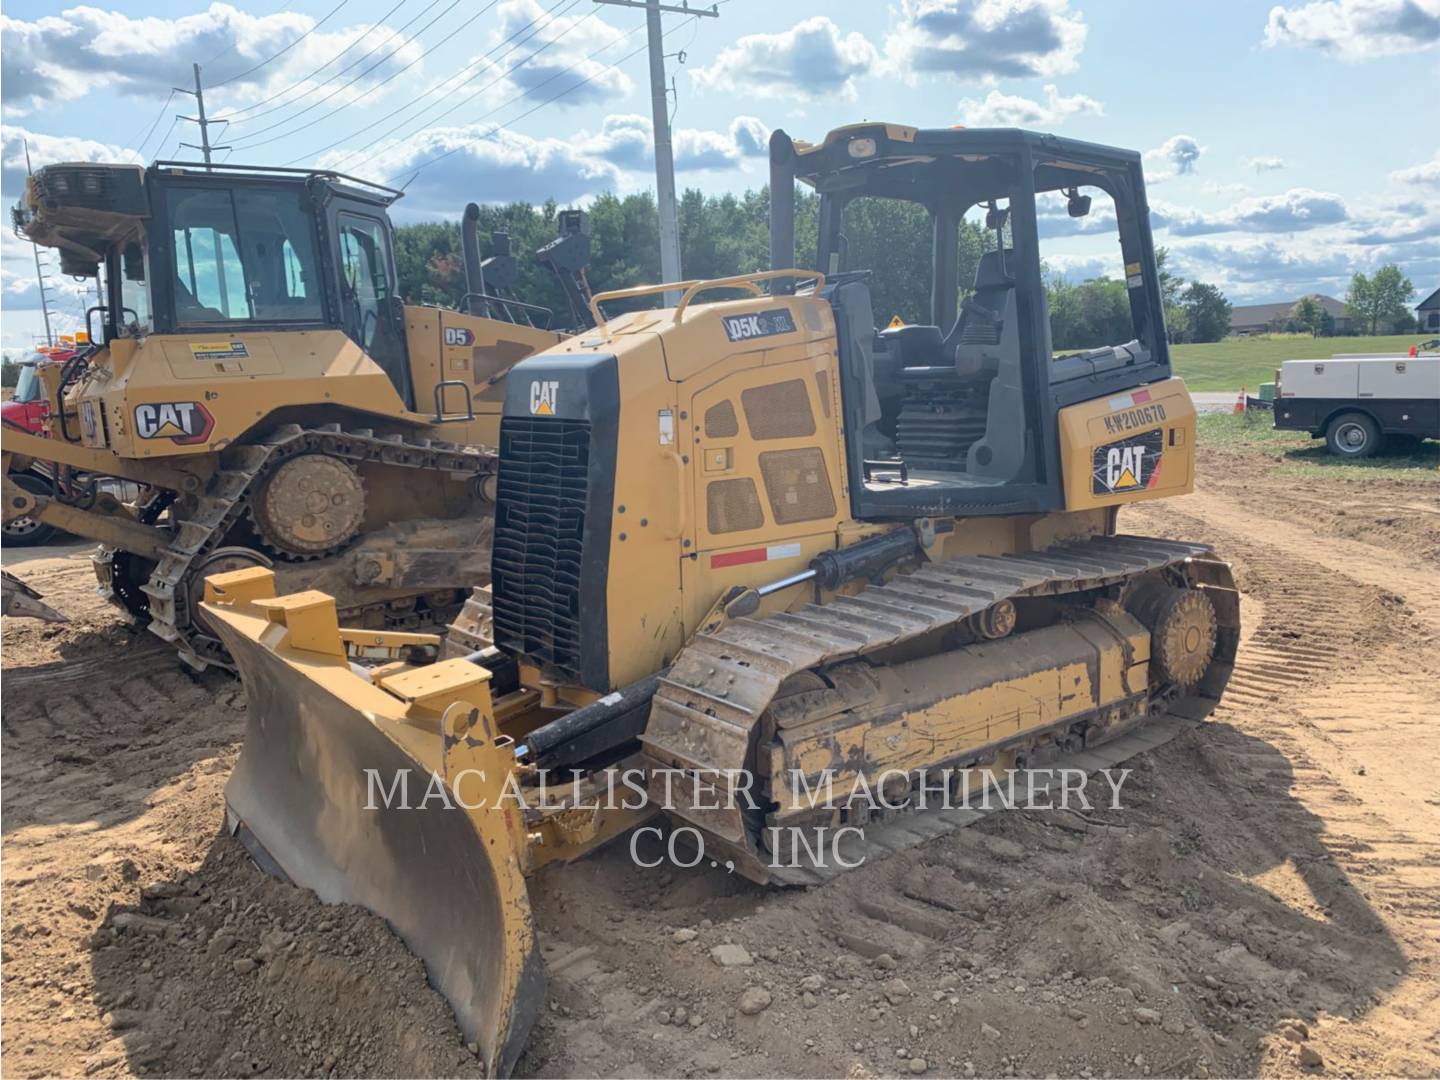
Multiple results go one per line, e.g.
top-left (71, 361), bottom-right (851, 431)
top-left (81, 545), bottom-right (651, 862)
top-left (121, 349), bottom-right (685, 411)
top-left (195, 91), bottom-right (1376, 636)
top-left (944, 249), bottom-right (1015, 380)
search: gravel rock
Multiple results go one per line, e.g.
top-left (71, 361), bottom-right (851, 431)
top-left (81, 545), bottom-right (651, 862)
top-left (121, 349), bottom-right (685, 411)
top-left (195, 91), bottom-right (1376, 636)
top-left (673, 928), bottom-right (698, 944)
top-left (1299, 1045), bottom-right (1324, 1069)
top-left (1133, 1007), bottom-right (1162, 1025)
top-left (737, 987), bottom-right (772, 1016)
top-left (909, 1056), bottom-right (929, 1074)
top-left (710, 944), bottom-right (753, 968)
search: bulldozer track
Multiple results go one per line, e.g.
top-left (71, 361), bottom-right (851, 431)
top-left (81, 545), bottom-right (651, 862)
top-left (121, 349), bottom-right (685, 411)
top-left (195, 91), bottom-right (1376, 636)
top-left (124, 423), bottom-right (497, 671)
top-left (643, 534), bottom-right (1238, 883)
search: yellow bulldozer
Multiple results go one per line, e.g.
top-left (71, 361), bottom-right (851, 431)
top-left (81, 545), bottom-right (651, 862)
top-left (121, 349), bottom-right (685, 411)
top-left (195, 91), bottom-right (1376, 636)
top-left (200, 123), bottom-right (1239, 1075)
top-left (2, 160), bottom-right (591, 668)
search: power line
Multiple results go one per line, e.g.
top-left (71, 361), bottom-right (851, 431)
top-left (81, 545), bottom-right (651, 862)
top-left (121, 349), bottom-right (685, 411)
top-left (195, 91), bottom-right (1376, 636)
top-left (128, 89), bottom-right (176, 155)
top-left (224, 0), bottom-right (476, 149)
top-left (200, 0), bottom-right (303, 67)
top-left (316, 0), bottom-right (595, 169)
top-left (385, 21), bottom-right (666, 186)
top-left (143, 116), bottom-right (181, 162)
top-left (210, 0), bottom-right (413, 123)
top-left (207, 0), bottom-right (353, 88)
top-left (391, 0), bottom-right (727, 186)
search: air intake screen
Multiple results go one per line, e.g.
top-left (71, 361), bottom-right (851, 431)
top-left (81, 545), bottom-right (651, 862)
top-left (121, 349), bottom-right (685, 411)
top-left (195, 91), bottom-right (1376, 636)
top-left (704, 399), bottom-right (739, 439)
top-left (707, 478), bottom-right (765, 534)
top-left (742, 379), bottom-right (815, 440)
top-left (759, 448), bottom-right (836, 524)
top-left (491, 417), bottom-right (590, 681)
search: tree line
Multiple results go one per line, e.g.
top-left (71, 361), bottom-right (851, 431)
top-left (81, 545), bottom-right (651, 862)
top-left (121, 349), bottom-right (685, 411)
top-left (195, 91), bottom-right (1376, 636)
top-left (0, 194), bottom-right (1418, 385)
top-left (394, 186), bottom-right (1247, 350)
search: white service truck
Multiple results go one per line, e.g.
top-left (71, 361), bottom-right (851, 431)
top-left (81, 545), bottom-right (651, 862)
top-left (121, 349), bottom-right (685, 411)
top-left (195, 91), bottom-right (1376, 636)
top-left (1274, 347), bottom-right (1440, 457)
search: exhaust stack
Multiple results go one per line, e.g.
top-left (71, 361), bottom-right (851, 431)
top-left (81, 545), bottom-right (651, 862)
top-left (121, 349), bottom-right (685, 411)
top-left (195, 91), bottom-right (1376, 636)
top-left (461, 202), bottom-right (486, 313)
top-left (769, 129), bottom-right (796, 295)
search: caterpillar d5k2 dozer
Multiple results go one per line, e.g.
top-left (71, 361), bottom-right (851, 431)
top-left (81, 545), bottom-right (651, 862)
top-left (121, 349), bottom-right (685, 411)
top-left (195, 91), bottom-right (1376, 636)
top-left (200, 124), bottom-right (1239, 1075)
top-left (2, 161), bottom-right (586, 669)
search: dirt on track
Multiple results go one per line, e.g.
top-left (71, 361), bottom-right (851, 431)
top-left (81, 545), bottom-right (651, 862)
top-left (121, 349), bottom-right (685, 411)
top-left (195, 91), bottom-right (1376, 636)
top-left (3, 450), bottom-right (1438, 1080)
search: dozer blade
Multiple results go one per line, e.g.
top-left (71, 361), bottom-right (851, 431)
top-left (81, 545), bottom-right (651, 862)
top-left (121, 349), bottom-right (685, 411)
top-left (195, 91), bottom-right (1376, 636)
top-left (201, 568), bottom-right (543, 1078)
top-left (2, 570), bottom-right (67, 623)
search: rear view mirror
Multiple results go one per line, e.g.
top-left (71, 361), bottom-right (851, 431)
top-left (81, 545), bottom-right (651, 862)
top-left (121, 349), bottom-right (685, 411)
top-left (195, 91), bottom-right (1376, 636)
top-left (1066, 189), bottom-right (1092, 218)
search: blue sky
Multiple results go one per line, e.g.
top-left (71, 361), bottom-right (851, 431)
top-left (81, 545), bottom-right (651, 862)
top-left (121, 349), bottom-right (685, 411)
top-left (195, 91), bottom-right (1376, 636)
top-left (3, 0), bottom-right (1438, 349)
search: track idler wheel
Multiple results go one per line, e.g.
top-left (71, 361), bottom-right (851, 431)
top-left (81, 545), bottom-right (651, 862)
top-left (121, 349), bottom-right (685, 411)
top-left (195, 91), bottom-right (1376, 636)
top-left (1126, 580), bottom-right (1218, 689)
top-left (251, 453), bottom-right (366, 558)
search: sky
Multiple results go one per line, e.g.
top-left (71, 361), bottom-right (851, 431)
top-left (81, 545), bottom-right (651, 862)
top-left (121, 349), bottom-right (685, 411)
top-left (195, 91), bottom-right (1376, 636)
top-left (2, 0), bottom-right (1438, 349)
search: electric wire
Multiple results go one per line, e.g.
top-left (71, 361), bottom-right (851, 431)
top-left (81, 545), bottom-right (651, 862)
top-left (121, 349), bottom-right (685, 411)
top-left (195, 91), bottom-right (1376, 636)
top-left (315, 0), bottom-right (594, 169)
top-left (210, 0), bottom-right (412, 122)
top-left (207, 0), bottom-right (354, 88)
top-left (223, 0), bottom-right (481, 149)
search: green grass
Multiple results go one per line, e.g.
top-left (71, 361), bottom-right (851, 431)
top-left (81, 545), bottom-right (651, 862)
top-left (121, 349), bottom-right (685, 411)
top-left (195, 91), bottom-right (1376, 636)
top-left (1197, 412), bottom-right (1440, 482)
top-left (1171, 333), bottom-right (1424, 392)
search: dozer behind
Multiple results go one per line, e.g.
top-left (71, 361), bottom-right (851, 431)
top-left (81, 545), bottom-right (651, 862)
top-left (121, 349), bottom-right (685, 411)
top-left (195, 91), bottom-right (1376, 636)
top-left (2, 161), bottom-right (592, 669)
top-left (201, 124), bottom-right (1240, 1076)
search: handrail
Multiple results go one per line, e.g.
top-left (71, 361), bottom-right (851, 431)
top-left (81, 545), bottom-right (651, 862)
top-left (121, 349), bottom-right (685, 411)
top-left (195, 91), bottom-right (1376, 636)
top-left (587, 279), bottom-right (704, 330)
top-left (672, 269), bottom-right (824, 324)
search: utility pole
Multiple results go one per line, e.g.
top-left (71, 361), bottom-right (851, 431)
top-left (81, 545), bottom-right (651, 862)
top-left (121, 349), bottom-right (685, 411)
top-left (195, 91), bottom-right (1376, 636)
top-left (23, 141), bottom-right (55, 345)
top-left (176, 63), bottom-right (230, 167)
top-left (596, 0), bottom-right (718, 300)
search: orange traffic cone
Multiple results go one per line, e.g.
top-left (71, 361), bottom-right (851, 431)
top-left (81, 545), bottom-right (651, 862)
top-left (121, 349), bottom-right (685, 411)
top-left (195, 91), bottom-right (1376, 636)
top-left (1233, 386), bottom-right (1246, 414)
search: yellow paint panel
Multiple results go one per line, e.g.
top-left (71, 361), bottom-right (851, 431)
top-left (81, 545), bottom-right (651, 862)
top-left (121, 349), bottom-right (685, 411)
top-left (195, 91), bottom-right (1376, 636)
top-left (1057, 376), bottom-right (1196, 511)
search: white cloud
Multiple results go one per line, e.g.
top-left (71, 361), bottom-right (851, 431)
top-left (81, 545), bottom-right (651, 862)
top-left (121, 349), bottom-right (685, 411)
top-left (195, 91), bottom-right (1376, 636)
top-left (1154, 188), bottom-right (1349, 236)
top-left (0, 4), bottom-right (422, 119)
top-left (885, 0), bottom-right (1087, 82)
top-left (1166, 235), bottom-right (1440, 303)
top-left (577, 115), bottom-right (771, 173)
top-left (1263, 0), bottom-right (1440, 60)
top-left (691, 16), bottom-right (878, 101)
top-left (957, 83), bottom-right (1101, 126)
top-left (1145, 134), bottom-right (1204, 181)
top-left (480, 0), bottom-right (632, 108)
top-left (1042, 253), bottom-right (1117, 283)
top-left (341, 114), bottom-right (770, 220)
top-left (343, 126), bottom-right (622, 220)
top-left (1391, 148), bottom-right (1440, 187)
top-left (1, 126), bottom-right (141, 200)
top-left (1246, 155), bottom-right (1287, 172)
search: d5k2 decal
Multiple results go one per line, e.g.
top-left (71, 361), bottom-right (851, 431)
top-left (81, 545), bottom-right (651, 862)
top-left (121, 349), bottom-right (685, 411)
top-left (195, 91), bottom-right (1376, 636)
top-left (1092, 429), bottom-right (1163, 495)
top-left (722, 308), bottom-right (797, 342)
top-left (135, 401), bottom-right (215, 445)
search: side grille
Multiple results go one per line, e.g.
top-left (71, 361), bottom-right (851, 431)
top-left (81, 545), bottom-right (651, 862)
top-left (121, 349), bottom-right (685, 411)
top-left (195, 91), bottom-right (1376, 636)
top-left (492, 417), bottom-right (591, 681)
top-left (759, 447), bottom-right (836, 524)
top-left (742, 379), bottom-right (816, 440)
top-left (707, 477), bottom-right (765, 534)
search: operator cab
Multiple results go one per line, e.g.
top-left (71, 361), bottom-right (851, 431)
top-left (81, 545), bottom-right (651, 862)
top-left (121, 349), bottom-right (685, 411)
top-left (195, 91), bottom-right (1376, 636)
top-left (771, 124), bottom-right (1171, 518)
top-left (14, 162), bottom-right (417, 407)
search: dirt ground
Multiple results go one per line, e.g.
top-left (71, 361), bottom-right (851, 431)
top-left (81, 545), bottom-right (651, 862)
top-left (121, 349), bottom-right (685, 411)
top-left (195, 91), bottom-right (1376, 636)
top-left (3, 443), bottom-right (1438, 1079)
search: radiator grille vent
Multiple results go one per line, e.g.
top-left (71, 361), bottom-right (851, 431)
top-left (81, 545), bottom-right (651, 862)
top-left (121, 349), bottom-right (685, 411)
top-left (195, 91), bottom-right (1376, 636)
top-left (742, 379), bottom-right (815, 440)
top-left (706, 478), bottom-right (765, 534)
top-left (759, 447), bottom-right (836, 524)
top-left (704, 399), bottom-right (739, 439)
top-left (491, 417), bottom-right (590, 680)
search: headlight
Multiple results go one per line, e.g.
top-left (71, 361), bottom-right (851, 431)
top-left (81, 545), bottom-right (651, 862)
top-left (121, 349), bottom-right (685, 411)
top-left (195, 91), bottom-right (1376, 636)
top-left (848, 137), bottom-right (877, 159)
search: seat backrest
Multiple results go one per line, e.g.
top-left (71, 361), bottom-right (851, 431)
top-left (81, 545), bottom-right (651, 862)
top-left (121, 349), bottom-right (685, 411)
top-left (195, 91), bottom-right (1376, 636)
top-left (946, 249), bottom-right (1016, 377)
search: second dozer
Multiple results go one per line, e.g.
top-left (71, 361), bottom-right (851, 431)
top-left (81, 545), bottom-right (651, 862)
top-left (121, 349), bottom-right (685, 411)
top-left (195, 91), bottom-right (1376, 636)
top-left (202, 123), bottom-right (1240, 1076)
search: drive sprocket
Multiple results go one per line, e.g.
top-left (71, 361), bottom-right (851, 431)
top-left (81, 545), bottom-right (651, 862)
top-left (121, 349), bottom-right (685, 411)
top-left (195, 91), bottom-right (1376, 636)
top-left (250, 453), bottom-right (366, 559)
top-left (1127, 580), bottom-right (1218, 689)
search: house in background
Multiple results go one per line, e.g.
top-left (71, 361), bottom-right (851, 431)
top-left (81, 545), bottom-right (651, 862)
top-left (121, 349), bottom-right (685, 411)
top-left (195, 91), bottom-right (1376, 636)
top-left (1228, 294), bottom-right (1352, 336)
top-left (1418, 287), bottom-right (1440, 333)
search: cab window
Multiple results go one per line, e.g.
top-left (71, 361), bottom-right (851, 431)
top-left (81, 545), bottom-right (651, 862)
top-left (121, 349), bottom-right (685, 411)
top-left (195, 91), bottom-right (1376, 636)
top-left (166, 185), bottom-right (324, 325)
